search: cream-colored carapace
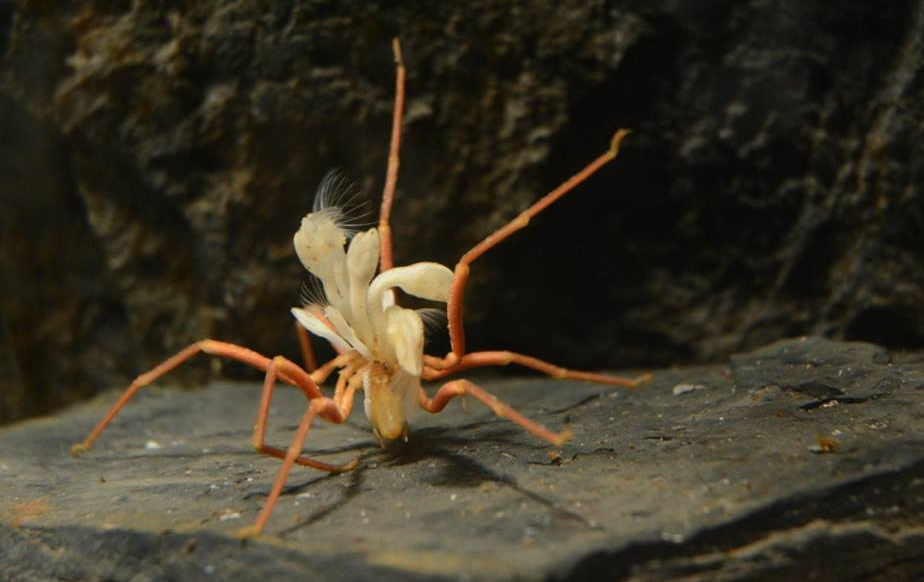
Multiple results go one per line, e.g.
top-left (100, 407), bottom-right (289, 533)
top-left (70, 39), bottom-right (650, 539)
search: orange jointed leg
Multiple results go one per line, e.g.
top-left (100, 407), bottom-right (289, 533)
top-left (446, 129), bottom-right (632, 357)
top-left (422, 350), bottom-right (651, 387)
top-left (238, 395), bottom-right (351, 538)
top-left (419, 379), bottom-right (572, 447)
top-left (378, 38), bottom-right (405, 273)
top-left (331, 360), bottom-right (365, 405)
top-left (309, 352), bottom-right (352, 386)
top-left (295, 322), bottom-right (318, 372)
top-left (70, 340), bottom-right (323, 456)
top-left (251, 357), bottom-right (359, 473)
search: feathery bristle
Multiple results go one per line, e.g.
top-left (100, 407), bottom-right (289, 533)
top-left (298, 274), bottom-right (328, 308)
top-left (416, 307), bottom-right (447, 336)
top-left (312, 170), bottom-right (373, 235)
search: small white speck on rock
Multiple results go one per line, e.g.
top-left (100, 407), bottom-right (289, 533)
top-left (673, 384), bottom-right (706, 395)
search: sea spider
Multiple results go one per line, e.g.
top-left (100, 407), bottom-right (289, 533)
top-left (71, 39), bottom-right (649, 537)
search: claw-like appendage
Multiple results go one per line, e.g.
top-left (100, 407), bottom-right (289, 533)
top-left (70, 442), bottom-right (88, 458)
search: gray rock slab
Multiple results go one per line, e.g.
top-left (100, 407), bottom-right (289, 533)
top-left (2, 337), bottom-right (924, 581)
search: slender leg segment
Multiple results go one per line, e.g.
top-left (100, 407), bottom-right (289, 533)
top-left (447, 129), bottom-right (632, 357)
top-left (419, 379), bottom-right (572, 447)
top-left (422, 351), bottom-right (651, 387)
top-left (378, 38), bottom-right (406, 273)
top-left (238, 394), bottom-right (352, 538)
top-left (70, 340), bottom-right (324, 456)
top-left (310, 352), bottom-right (354, 386)
top-left (251, 357), bottom-right (359, 473)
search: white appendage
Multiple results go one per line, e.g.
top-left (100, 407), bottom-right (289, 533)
top-left (291, 204), bottom-right (452, 378)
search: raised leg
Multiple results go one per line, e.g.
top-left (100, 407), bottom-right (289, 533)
top-left (251, 356), bottom-right (359, 473)
top-left (70, 339), bottom-right (323, 456)
top-left (378, 38), bottom-right (406, 273)
top-left (446, 129), bottom-right (632, 356)
top-left (238, 394), bottom-right (352, 538)
top-left (422, 350), bottom-right (651, 387)
top-left (419, 379), bottom-right (572, 447)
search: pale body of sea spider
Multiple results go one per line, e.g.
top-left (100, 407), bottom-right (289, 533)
top-left (71, 39), bottom-right (650, 538)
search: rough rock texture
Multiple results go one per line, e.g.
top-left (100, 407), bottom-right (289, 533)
top-left (1, 1), bottom-right (923, 423)
top-left (2, 338), bottom-right (924, 581)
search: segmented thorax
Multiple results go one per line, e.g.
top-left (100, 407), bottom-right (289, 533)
top-left (290, 177), bottom-right (453, 440)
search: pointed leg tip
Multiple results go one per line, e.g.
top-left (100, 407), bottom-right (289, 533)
top-left (553, 429), bottom-right (574, 447)
top-left (633, 373), bottom-right (653, 387)
top-left (236, 525), bottom-right (262, 541)
top-left (70, 443), bottom-right (88, 458)
top-left (610, 128), bottom-right (632, 156)
top-left (335, 457), bottom-right (361, 473)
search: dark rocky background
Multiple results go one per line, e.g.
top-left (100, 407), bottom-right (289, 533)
top-left (1, 0), bottom-right (923, 424)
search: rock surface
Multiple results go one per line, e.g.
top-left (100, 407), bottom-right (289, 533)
top-left (2, 337), bottom-right (923, 581)
top-left (2, 1), bottom-right (923, 424)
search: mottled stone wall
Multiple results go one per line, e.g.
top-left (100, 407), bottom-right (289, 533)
top-left (1, 0), bottom-right (922, 423)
